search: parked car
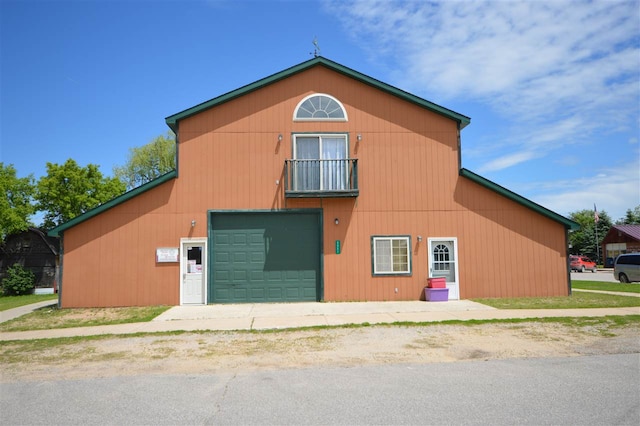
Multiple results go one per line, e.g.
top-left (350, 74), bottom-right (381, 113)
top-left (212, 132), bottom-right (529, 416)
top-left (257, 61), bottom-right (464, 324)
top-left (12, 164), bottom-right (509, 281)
top-left (569, 255), bottom-right (597, 273)
top-left (613, 253), bottom-right (640, 283)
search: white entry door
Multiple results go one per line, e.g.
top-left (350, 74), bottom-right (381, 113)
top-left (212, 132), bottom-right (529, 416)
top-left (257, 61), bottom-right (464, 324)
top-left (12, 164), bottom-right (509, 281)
top-left (428, 238), bottom-right (460, 300)
top-left (181, 240), bottom-right (206, 305)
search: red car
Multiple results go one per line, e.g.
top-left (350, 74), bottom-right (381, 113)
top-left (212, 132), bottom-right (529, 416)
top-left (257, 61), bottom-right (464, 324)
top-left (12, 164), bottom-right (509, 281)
top-left (570, 255), bottom-right (597, 273)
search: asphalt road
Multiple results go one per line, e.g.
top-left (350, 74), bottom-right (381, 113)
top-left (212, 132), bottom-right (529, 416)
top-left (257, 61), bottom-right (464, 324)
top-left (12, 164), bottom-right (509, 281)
top-left (2, 354), bottom-right (638, 425)
top-left (571, 270), bottom-right (619, 283)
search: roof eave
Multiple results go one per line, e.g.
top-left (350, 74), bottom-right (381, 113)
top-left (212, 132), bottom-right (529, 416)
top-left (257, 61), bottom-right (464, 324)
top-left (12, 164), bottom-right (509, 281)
top-left (47, 170), bottom-right (178, 237)
top-left (459, 168), bottom-right (580, 231)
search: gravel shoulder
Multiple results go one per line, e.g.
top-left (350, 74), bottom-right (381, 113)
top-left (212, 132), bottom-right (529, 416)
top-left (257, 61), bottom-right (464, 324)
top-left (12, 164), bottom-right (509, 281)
top-left (2, 321), bottom-right (639, 383)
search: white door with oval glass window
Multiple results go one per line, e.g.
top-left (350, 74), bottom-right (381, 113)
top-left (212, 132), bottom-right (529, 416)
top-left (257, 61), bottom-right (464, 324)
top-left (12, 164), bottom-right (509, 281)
top-left (181, 240), bottom-right (206, 305)
top-left (428, 238), bottom-right (459, 300)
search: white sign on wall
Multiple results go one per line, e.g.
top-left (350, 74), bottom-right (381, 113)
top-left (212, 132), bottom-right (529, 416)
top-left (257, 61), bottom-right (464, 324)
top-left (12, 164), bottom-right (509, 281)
top-left (156, 247), bottom-right (179, 263)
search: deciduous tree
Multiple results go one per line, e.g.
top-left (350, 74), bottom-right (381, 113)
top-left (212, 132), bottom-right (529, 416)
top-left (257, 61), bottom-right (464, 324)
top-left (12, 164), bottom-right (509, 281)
top-left (36, 159), bottom-right (126, 229)
top-left (114, 132), bottom-right (176, 190)
top-left (0, 163), bottom-right (35, 239)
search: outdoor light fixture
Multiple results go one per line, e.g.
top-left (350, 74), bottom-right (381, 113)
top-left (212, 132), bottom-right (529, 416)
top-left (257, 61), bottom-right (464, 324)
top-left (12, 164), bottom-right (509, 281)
top-left (334, 218), bottom-right (339, 225)
top-left (191, 220), bottom-right (196, 227)
top-left (278, 134), bottom-right (283, 141)
top-left (417, 235), bottom-right (423, 242)
top-left (357, 134), bottom-right (362, 142)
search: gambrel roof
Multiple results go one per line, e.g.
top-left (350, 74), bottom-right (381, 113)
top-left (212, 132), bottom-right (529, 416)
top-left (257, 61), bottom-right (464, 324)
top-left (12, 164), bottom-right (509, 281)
top-left (49, 57), bottom-right (578, 237)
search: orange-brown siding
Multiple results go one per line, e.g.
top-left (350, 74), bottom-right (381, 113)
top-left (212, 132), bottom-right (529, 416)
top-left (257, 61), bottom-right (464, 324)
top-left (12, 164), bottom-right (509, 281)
top-left (59, 66), bottom-right (569, 307)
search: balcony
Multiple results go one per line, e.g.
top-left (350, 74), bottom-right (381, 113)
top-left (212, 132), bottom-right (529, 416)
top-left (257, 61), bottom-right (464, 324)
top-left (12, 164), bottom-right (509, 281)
top-left (284, 159), bottom-right (359, 198)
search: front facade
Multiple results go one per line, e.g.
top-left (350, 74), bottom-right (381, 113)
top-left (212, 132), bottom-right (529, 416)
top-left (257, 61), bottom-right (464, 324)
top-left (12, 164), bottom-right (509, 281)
top-left (50, 58), bottom-right (577, 308)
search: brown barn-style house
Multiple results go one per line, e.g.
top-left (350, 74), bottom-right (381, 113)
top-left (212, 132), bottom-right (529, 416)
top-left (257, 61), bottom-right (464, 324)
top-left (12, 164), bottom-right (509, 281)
top-left (601, 225), bottom-right (640, 261)
top-left (1, 228), bottom-right (59, 292)
top-left (49, 57), bottom-right (578, 308)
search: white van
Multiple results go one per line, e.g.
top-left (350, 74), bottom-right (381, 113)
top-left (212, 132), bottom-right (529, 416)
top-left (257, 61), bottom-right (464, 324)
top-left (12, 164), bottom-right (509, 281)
top-left (613, 253), bottom-right (640, 283)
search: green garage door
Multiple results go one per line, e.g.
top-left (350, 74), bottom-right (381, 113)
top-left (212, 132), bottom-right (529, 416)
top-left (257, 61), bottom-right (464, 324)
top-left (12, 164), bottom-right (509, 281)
top-left (210, 211), bottom-right (322, 303)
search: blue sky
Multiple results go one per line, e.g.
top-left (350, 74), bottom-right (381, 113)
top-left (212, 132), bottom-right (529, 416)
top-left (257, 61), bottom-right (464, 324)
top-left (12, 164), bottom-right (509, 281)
top-left (1, 0), bottom-right (639, 223)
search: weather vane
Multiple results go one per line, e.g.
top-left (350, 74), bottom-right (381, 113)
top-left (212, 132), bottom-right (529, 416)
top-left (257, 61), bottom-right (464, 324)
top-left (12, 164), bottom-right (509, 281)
top-left (311, 37), bottom-right (320, 58)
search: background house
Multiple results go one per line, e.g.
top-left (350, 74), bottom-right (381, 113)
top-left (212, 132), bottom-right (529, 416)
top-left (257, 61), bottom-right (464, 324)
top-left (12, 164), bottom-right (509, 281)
top-left (1, 228), bottom-right (59, 293)
top-left (49, 57), bottom-right (578, 308)
top-left (601, 225), bottom-right (640, 266)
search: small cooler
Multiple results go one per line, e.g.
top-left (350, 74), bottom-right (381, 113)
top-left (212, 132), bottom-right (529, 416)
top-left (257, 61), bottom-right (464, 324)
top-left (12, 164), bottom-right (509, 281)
top-left (427, 277), bottom-right (446, 288)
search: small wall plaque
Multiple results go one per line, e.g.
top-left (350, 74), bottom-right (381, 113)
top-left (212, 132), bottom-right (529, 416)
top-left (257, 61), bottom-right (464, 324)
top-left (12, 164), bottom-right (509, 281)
top-left (156, 247), bottom-right (179, 263)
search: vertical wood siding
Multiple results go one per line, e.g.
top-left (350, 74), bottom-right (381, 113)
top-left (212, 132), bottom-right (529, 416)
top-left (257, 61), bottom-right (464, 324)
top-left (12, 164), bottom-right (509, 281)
top-left (60, 66), bottom-right (569, 307)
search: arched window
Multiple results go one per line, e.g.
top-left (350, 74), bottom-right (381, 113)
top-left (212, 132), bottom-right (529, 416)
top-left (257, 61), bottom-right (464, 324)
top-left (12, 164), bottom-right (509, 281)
top-left (294, 94), bottom-right (347, 121)
top-left (433, 244), bottom-right (451, 272)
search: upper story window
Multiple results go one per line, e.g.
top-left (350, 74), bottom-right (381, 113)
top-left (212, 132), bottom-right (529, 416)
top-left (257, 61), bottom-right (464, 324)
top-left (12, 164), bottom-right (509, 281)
top-left (294, 94), bottom-right (347, 121)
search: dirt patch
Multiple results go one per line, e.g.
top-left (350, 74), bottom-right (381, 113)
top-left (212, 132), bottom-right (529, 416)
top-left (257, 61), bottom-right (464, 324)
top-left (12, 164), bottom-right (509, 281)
top-left (1, 321), bottom-right (639, 383)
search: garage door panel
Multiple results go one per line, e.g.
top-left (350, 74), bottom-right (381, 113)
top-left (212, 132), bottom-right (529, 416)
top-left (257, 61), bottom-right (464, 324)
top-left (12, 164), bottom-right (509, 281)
top-left (233, 288), bottom-right (248, 300)
top-left (286, 287), bottom-right (301, 298)
top-left (215, 288), bottom-right (230, 300)
top-left (214, 270), bottom-right (230, 280)
top-left (236, 237), bottom-right (248, 247)
top-left (268, 288), bottom-right (282, 299)
top-left (211, 212), bottom-right (321, 303)
top-left (232, 252), bottom-right (247, 263)
top-left (248, 233), bottom-right (263, 245)
top-left (250, 288), bottom-right (265, 299)
top-left (215, 234), bottom-right (230, 245)
top-left (232, 270), bottom-right (247, 282)
top-left (286, 270), bottom-right (303, 280)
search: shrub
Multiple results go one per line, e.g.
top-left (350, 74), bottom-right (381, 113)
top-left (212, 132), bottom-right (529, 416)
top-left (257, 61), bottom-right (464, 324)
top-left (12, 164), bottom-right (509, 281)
top-left (1, 264), bottom-right (35, 296)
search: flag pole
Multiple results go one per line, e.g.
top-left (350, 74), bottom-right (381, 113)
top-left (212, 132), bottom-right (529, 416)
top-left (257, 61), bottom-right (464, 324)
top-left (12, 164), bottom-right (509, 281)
top-left (594, 204), bottom-right (600, 263)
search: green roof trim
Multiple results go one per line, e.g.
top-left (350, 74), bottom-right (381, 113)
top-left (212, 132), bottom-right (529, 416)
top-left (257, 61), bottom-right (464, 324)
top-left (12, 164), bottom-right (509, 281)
top-left (47, 170), bottom-right (178, 237)
top-left (459, 168), bottom-right (579, 230)
top-left (165, 56), bottom-right (471, 132)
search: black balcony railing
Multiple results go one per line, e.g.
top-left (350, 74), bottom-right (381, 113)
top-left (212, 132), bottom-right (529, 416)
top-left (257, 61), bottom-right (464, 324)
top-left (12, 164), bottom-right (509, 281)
top-left (284, 159), bottom-right (359, 198)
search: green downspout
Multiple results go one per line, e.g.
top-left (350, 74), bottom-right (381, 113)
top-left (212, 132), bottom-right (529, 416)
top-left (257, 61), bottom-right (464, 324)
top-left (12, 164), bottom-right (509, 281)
top-left (566, 228), bottom-right (572, 296)
top-left (457, 122), bottom-right (462, 170)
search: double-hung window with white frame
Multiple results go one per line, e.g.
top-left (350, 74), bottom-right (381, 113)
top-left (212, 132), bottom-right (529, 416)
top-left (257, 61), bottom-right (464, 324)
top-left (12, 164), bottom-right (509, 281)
top-left (372, 236), bottom-right (412, 276)
top-left (292, 134), bottom-right (348, 191)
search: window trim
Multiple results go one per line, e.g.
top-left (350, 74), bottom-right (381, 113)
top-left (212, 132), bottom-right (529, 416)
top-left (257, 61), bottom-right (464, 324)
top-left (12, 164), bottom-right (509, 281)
top-left (293, 93), bottom-right (348, 122)
top-left (371, 235), bottom-right (412, 276)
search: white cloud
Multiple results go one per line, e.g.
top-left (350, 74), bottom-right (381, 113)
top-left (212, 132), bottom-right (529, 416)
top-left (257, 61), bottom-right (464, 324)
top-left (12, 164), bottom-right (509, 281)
top-left (521, 162), bottom-right (640, 220)
top-left (328, 0), bottom-right (640, 171)
top-left (479, 150), bottom-right (539, 172)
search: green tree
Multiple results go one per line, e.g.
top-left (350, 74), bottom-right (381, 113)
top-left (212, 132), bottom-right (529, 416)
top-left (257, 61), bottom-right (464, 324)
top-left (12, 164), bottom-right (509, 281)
top-left (568, 208), bottom-right (613, 261)
top-left (616, 205), bottom-right (640, 225)
top-left (0, 163), bottom-right (35, 239)
top-left (114, 132), bottom-right (176, 190)
top-left (35, 159), bottom-right (126, 230)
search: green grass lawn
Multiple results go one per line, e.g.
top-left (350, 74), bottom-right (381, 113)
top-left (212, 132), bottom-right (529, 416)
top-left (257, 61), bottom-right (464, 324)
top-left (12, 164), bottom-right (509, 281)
top-left (571, 280), bottom-right (640, 293)
top-left (0, 305), bottom-right (171, 332)
top-left (0, 294), bottom-right (58, 311)
top-left (473, 291), bottom-right (640, 310)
